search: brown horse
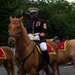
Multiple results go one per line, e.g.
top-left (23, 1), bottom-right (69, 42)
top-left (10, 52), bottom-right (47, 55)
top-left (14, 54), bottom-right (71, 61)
top-left (0, 46), bottom-right (15, 75)
top-left (50, 37), bottom-right (75, 75)
top-left (8, 16), bottom-right (58, 75)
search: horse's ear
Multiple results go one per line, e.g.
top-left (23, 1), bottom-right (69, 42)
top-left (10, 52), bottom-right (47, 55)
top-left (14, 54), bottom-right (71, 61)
top-left (20, 16), bottom-right (23, 21)
top-left (10, 16), bottom-right (13, 21)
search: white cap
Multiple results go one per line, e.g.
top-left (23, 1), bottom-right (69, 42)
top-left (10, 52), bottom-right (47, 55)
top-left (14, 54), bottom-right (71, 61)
top-left (28, 7), bottom-right (39, 13)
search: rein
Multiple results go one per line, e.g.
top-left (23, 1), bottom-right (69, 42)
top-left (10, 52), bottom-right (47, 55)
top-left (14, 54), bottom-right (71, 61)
top-left (15, 41), bottom-right (36, 72)
top-left (15, 44), bottom-right (36, 67)
top-left (15, 39), bottom-right (34, 71)
top-left (16, 40), bottom-right (31, 52)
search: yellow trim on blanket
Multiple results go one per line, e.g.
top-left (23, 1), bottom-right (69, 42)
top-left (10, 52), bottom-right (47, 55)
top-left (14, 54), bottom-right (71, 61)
top-left (35, 44), bottom-right (42, 54)
top-left (0, 48), bottom-right (6, 59)
top-left (58, 40), bottom-right (68, 51)
top-left (47, 43), bottom-right (56, 54)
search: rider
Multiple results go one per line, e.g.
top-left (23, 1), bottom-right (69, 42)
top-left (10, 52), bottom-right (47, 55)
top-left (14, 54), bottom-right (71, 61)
top-left (26, 7), bottom-right (53, 75)
top-left (53, 36), bottom-right (60, 44)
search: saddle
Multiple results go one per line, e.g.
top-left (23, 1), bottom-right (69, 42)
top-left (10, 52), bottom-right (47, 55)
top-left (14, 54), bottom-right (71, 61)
top-left (34, 41), bottom-right (56, 55)
top-left (0, 48), bottom-right (6, 59)
top-left (34, 41), bottom-right (56, 73)
top-left (57, 40), bottom-right (68, 51)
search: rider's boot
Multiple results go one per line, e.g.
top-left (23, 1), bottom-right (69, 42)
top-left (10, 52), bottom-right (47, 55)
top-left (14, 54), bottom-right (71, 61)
top-left (42, 50), bottom-right (54, 75)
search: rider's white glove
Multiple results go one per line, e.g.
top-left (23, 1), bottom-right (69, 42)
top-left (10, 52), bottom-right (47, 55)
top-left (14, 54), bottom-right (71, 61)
top-left (28, 33), bottom-right (40, 40)
top-left (28, 34), bottom-right (34, 38)
top-left (33, 35), bottom-right (40, 40)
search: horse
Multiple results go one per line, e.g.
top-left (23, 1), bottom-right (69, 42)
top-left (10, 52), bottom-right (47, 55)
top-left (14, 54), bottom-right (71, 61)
top-left (0, 46), bottom-right (15, 75)
top-left (50, 36), bottom-right (75, 75)
top-left (8, 16), bottom-right (58, 75)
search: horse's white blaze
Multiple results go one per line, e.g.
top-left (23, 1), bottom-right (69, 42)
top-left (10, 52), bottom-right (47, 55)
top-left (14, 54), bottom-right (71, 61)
top-left (12, 24), bottom-right (15, 27)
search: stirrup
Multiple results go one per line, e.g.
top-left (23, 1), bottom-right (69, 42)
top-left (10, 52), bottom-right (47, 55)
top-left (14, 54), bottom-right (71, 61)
top-left (46, 64), bottom-right (54, 74)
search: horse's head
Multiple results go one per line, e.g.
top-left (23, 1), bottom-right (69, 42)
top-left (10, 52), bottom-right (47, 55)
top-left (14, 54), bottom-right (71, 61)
top-left (8, 16), bottom-right (23, 47)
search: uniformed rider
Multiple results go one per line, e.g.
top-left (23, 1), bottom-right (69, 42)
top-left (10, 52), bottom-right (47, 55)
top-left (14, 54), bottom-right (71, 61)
top-left (26, 7), bottom-right (53, 75)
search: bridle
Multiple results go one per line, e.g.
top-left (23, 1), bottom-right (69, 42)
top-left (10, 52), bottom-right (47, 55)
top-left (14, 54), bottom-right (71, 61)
top-left (8, 25), bottom-right (22, 40)
top-left (8, 23), bottom-right (32, 51)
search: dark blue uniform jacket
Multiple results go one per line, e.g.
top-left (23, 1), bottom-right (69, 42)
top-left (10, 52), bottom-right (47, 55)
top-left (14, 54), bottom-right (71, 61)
top-left (26, 18), bottom-right (47, 42)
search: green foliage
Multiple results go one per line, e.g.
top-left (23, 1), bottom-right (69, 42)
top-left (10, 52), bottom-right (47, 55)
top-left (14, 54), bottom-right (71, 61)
top-left (0, 0), bottom-right (75, 45)
top-left (0, 0), bottom-right (22, 46)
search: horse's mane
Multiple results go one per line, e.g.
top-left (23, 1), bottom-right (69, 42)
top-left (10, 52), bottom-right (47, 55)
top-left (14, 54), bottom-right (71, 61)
top-left (14, 21), bottom-right (30, 47)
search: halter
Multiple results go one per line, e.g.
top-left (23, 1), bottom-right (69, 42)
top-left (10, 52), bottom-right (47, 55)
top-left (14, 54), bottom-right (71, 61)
top-left (8, 25), bottom-right (22, 40)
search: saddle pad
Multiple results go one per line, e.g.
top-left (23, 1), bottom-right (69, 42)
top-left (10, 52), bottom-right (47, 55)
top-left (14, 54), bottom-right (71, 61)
top-left (35, 43), bottom-right (56, 55)
top-left (47, 44), bottom-right (56, 54)
top-left (57, 40), bottom-right (68, 51)
top-left (0, 48), bottom-right (6, 59)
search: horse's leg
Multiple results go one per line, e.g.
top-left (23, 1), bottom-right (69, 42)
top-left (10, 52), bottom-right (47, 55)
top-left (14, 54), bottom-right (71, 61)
top-left (72, 57), bottom-right (75, 67)
top-left (43, 65), bottom-right (54, 75)
top-left (16, 61), bottom-right (25, 75)
top-left (56, 63), bottom-right (61, 75)
top-left (52, 61), bottom-right (61, 75)
top-left (29, 67), bottom-right (37, 75)
top-left (43, 62), bottom-right (61, 75)
top-left (3, 60), bottom-right (11, 75)
top-left (50, 61), bottom-right (58, 75)
top-left (10, 59), bottom-right (15, 75)
top-left (43, 67), bottom-right (49, 75)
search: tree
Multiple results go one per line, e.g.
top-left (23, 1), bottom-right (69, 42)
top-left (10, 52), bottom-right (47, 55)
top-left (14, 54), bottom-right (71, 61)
top-left (1, 0), bottom-right (75, 45)
top-left (0, 0), bottom-right (23, 45)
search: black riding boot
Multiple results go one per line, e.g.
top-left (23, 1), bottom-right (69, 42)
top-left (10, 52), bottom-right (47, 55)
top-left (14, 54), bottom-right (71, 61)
top-left (42, 50), bottom-right (54, 75)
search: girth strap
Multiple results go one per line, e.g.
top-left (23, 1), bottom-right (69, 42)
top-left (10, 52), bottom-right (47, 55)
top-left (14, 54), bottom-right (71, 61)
top-left (15, 45), bottom-right (36, 67)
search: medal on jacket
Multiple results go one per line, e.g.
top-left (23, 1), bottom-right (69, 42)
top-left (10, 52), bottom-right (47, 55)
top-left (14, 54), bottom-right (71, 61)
top-left (36, 21), bottom-right (40, 27)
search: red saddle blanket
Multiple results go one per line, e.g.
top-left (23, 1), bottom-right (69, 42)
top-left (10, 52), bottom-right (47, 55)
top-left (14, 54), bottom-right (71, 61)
top-left (0, 48), bottom-right (6, 59)
top-left (57, 40), bottom-right (68, 51)
top-left (36, 43), bottom-right (56, 55)
top-left (47, 44), bottom-right (56, 54)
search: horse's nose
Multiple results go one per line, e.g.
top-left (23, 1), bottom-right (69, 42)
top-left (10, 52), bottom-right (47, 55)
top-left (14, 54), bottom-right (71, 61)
top-left (8, 39), bottom-right (15, 48)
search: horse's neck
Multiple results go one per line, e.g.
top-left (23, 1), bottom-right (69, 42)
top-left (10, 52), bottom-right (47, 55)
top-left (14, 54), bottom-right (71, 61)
top-left (15, 24), bottom-right (35, 58)
top-left (16, 23), bottom-right (30, 48)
